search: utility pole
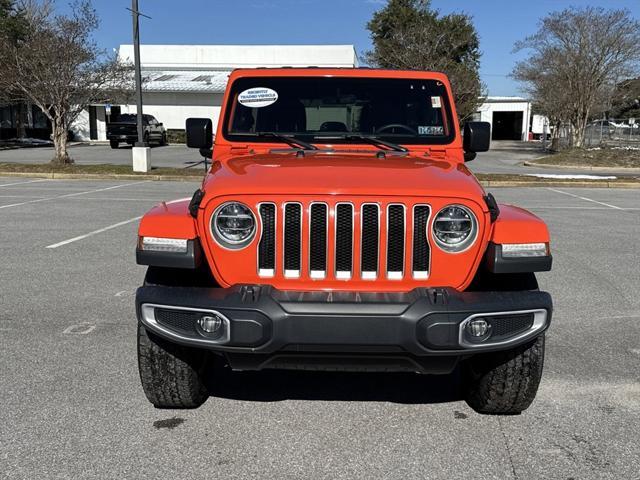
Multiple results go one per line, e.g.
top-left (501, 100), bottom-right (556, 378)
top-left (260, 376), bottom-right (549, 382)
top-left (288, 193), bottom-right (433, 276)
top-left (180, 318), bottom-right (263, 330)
top-left (131, 0), bottom-right (145, 147)
top-left (128, 0), bottom-right (151, 171)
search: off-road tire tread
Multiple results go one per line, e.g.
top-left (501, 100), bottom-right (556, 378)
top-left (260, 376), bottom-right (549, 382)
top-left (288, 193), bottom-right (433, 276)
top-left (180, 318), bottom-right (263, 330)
top-left (137, 324), bottom-right (209, 408)
top-left (465, 334), bottom-right (545, 414)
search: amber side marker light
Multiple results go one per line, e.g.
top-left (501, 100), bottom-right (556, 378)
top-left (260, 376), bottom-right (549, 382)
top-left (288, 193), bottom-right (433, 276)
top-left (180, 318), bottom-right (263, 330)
top-left (139, 236), bottom-right (188, 253)
top-left (501, 243), bottom-right (549, 258)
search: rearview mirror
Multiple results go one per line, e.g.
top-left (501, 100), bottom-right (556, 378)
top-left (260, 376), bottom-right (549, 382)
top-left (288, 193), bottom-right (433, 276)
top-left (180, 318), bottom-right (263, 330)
top-left (463, 122), bottom-right (491, 161)
top-left (186, 118), bottom-right (213, 150)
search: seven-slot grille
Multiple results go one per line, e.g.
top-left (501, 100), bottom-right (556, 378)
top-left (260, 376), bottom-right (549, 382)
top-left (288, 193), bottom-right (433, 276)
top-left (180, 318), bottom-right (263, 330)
top-left (258, 202), bottom-right (431, 281)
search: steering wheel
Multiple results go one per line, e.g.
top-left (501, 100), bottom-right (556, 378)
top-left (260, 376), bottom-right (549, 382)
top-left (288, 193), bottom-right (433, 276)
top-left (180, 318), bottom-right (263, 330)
top-left (375, 124), bottom-right (418, 135)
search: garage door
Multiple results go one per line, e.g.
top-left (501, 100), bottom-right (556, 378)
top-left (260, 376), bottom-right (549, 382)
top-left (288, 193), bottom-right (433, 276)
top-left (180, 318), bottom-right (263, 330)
top-left (492, 111), bottom-right (523, 140)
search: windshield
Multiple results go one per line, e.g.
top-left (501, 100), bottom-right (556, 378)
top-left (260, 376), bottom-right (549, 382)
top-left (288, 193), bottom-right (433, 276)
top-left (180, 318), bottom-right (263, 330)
top-left (223, 76), bottom-right (455, 145)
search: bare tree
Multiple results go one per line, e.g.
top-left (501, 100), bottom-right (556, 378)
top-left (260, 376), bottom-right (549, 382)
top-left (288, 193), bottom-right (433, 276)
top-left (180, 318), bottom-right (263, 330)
top-left (0, 0), bottom-right (133, 163)
top-left (513, 7), bottom-right (640, 148)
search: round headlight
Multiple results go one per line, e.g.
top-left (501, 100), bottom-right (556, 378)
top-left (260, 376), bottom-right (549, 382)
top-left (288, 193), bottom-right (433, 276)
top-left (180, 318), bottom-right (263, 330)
top-left (211, 202), bottom-right (256, 249)
top-left (432, 205), bottom-right (478, 252)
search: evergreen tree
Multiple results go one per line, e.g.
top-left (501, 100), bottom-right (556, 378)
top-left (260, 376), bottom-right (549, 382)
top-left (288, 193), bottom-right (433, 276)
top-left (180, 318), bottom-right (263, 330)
top-left (365, 0), bottom-right (484, 121)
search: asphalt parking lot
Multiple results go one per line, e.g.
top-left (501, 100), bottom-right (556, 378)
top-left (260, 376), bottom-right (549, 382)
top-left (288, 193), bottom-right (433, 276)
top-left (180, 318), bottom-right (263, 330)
top-left (1, 178), bottom-right (639, 479)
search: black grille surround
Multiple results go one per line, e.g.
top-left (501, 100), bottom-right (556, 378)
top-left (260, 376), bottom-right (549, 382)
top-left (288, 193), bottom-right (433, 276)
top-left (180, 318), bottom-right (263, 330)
top-left (309, 203), bottom-right (328, 275)
top-left (335, 203), bottom-right (354, 276)
top-left (284, 203), bottom-right (302, 275)
top-left (258, 203), bottom-right (276, 275)
top-left (386, 204), bottom-right (405, 277)
top-left (412, 205), bottom-right (431, 277)
top-left (361, 204), bottom-right (380, 277)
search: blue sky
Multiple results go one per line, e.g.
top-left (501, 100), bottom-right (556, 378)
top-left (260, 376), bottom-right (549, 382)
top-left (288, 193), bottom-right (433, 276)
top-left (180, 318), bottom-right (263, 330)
top-left (63, 0), bottom-right (640, 96)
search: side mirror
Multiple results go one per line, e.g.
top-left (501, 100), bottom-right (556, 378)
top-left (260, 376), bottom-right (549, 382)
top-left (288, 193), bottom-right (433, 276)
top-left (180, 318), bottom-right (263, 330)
top-left (186, 118), bottom-right (213, 150)
top-left (157, 122), bottom-right (163, 127)
top-left (463, 122), bottom-right (491, 161)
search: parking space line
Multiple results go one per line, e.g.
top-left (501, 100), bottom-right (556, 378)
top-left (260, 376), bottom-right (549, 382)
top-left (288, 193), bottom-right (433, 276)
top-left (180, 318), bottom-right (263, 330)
top-left (45, 216), bottom-right (142, 249)
top-left (0, 180), bottom-right (149, 210)
top-left (0, 179), bottom-right (49, 187)
top-left (0, 195), bottom-right (48, 199)
top-left (546, 188), bottom-right (624, 210)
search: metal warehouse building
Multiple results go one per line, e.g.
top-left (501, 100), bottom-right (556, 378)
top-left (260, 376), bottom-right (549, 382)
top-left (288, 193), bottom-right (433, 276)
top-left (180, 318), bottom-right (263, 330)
top-left (72, 44), bottom-right (359, 141)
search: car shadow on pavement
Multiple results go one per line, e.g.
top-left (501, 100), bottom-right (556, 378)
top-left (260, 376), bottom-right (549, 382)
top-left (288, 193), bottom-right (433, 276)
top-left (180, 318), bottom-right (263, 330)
top-left (206, 367), bottom-right (464, 405)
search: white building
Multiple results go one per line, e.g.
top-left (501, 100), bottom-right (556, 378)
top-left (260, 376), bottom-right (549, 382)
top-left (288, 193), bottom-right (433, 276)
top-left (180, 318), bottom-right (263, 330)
top-left (472, 97), bottom-right (535, 141)
top-left (72, 45), bottom-right (359, 141)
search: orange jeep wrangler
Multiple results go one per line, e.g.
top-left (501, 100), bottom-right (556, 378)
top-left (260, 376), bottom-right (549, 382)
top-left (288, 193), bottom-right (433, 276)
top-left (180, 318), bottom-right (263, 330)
top-left (135, 68), bottom-right (552, 414)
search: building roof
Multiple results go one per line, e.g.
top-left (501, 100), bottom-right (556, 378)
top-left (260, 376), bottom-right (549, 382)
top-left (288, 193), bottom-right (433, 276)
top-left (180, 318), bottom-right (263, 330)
top-left (120, 44), bottom-right (359, 70)
top-left (143, 70), bottom-right (230, 93)
top-left (484, 96), bottom-right (529, 103)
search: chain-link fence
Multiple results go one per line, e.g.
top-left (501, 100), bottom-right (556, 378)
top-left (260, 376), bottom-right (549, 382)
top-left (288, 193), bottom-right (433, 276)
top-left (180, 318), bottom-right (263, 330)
top-left (549, 119), bottom-right (640, 150)
top-left (585, 119), bottom-right (640, 148)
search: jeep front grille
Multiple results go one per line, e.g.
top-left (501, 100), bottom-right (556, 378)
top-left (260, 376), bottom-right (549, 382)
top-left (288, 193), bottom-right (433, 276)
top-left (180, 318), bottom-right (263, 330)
top-left (258, 201), bottom-right (431, 281)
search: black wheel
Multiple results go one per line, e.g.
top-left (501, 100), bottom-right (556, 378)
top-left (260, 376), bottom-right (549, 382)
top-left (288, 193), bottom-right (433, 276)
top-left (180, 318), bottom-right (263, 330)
top-left (109, 140), bottom-right (119, 149)
top-left (464, 334), bottom-right (545, 414)
top-left (137, 323), bottom-right (209, 408)
top-left (160, 133), bottom-right (168, 146)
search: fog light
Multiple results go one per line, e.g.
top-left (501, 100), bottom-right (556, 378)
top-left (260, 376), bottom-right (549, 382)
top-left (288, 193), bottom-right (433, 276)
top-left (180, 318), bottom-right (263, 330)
top-left (466, 318), bottom-right (490, 338)
top-left (198, 315), bottom-right (222, 334)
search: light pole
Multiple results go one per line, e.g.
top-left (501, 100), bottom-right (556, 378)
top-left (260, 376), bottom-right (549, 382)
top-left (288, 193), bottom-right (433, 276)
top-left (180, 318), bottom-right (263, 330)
top-left (130, 0), bottom-right (147, 146)
top-left (128, 0), bottom-right (151, 171)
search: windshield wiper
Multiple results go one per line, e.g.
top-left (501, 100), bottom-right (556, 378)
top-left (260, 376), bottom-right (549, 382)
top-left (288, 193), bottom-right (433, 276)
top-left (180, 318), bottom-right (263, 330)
top-left (256, 132), bottom-right (318, 150)
top-left (315, 134), bottom-right (408, 153)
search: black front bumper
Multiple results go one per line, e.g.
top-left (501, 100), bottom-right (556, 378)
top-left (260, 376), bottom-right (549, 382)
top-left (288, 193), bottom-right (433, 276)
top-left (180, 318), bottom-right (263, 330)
top-left (136, 285), bottom-right (552, 373)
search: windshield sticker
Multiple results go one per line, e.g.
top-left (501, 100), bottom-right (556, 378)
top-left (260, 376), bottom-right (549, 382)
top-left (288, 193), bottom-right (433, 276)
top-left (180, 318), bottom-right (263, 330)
top-left (431, 96), bottom-right (442, 108)
top-left (419, 126), bottom-right (444, 135)
top-left (238, 88), bottom-right (278, 108)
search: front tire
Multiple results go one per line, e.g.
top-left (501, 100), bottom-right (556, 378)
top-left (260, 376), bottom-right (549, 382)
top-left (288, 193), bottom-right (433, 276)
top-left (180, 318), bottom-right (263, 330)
top-left (137, 323), bottom-right (209, 408)
top-left (109, 140), bottom-right (119, 149)
top-left (464, 334), bottom-right (545, 414)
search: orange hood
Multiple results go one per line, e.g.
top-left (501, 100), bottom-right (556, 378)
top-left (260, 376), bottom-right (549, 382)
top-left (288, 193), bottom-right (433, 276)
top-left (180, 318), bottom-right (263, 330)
top-left (202, 152), bottom-right (486, 202)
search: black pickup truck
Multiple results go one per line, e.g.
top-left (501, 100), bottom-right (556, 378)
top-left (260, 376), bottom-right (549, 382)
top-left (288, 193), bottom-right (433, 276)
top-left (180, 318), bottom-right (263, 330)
top-left (107, 114), bottom-right (167, 149)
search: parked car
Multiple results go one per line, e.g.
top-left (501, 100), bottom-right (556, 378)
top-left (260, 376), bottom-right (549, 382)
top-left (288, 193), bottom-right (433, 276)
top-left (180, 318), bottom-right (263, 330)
top-left (134, 68), bottom-right (553, 414)
top-left (107, 114), bottom-right (167, 148)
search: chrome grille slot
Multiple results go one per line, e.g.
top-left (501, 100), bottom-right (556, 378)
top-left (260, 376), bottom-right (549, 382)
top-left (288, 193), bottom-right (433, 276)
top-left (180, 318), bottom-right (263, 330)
top-left (283, 203), bottom-right (302, 278)
top-left (335, 203), bottom-right (353, 279)
top-left (258, 203), bottom-right (275, 277)
top-left (412, 205), bottom-right (431, 279)
top-left (361, 204), bottom-right (379, 279)
top-left (309, 203), bottom-right (328, 278)
top-left (386, 204), bottom-right (405, 279)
